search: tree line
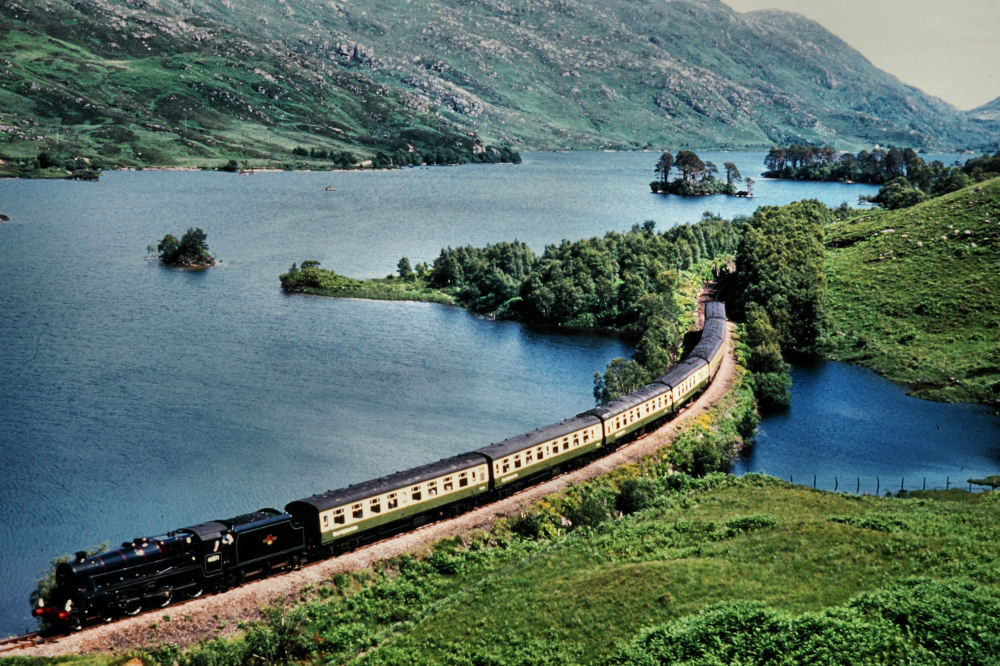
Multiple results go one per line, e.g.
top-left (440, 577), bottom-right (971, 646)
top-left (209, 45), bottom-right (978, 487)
top-left (731, 200), bottom-right (832, 410)
top-left (290, 144), bottom-right (520, 169)
top-left (764, 144), bottom-right (1000, 210)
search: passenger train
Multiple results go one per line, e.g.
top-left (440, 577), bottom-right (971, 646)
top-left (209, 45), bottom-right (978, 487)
top-left (33, 303), bottom-right (728, 631)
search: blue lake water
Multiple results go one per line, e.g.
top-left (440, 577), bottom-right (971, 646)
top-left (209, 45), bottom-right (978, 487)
top-left (0, 151), bottom-right (994, 635)
top-left (733, 361), bottom-right (1000, 493)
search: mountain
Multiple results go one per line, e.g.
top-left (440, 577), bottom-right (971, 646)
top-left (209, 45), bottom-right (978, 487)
top-left (967, 97), bottom-right (1000, 142)
top-left (0, 0), bottom-right (995, 168)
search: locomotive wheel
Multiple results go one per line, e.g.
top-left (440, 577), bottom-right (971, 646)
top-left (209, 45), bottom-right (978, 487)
top-left (154, 591), bottom-right (171, 608)
top-left (188, 585), bottom-right (204, 599)
top-left (123, 600), bottom-right (142, 616)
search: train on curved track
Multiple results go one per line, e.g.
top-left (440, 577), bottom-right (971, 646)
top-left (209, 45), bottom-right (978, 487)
top-left (33, 303), bottom-right (728, 631)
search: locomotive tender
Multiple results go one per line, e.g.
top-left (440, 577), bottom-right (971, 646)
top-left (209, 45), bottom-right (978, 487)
top-left (34, 303), bottom-right (727, 630)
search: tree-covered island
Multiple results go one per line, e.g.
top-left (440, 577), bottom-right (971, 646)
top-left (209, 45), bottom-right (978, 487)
top-left (649, 150), bottom-right (753, 197)
top-left (152, 227), bottom-right (215, 268)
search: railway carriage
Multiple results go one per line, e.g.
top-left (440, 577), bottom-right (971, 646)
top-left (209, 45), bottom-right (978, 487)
top-left (656, 357), bottom-right (711, 407)
top-left (475, 414), bottom-right (604, 493)
top-left (285, 452), bottom-right (489, 554)
top-left (584, 382), bottom-right (673, 448)
top-left (690, 318), bottom-right (726, 378)
top-left (705, 301), bottom-right (726, 321)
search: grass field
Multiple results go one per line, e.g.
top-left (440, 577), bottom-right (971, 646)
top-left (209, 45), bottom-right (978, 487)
top-left (88, 474), bottom-right (994, 665)
top-left (823, 176), bottom-right (1000, 403)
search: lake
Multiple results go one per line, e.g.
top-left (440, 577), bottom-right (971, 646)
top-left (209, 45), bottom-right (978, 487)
top-left (0, 151), bottom-right (995, 635)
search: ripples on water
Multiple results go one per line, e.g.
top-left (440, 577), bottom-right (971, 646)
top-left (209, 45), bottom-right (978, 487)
top-left (0, 151), bottom-right (993, 635)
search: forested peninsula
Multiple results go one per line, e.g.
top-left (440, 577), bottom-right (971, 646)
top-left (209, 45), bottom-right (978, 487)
top-left (764, 145), bottom-right (1000, 210)
top-left (283, 177), bottom-right (1000, 407)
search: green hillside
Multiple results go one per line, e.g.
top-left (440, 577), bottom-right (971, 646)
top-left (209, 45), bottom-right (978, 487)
top-left (0, 15), bottom-right (500, 171)
top-left (111, 475), bottom-right (995, 665)
top-left (1, 0), bottom-right (996, 171)
top-left (824, 177), bottom-right (1000, 404)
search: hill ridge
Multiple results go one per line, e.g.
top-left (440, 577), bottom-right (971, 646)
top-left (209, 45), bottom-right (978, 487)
top-left (1, 0), bottom-right (996, 167)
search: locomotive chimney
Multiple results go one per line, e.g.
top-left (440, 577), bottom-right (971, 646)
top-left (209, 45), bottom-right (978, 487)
top-left (75, 550), bottom-right (87, 563)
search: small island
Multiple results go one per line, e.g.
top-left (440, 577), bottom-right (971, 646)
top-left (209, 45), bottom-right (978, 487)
top-left (649, 150), bottom-right (753, 197)
top-left (152, 227), bottom-right (215, 268)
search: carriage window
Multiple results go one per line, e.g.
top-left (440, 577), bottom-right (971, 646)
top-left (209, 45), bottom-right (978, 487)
top-left (573, 434), bottom-right (579, 446)
top-left (427, 481), bottom-right (438, 497)
top-left (323, 514), bottom-right (330, 527)
top-left (387, 493), bottom-right (398, 510)
top-left (370, 498), bottom-right (381, 513)
top-left (502, 460), bottom-right (510, 473)
top-left (352, 503), bottom-right (364, 519)
top-left (334, 509), bottom-right (345, 525)
top-left (513, 454), bottom-right (521, 469)
top-left (583, 430), bottom-right (589, 443)
top-left (537, 446), bottom-right (544, 460)
top-left (411, 486), bottom-right (422, 501)
top-left (525, 451), bottom-right (533, 464)
top-left (444, 477), bottom-right (453, 491)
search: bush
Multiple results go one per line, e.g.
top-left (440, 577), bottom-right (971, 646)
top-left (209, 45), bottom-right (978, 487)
top-left (753, 371), bottom-right (792, 412)
top-left (565, 488), bottom-right (612, 528)
top-left (616, 477), bottom-right (661, 515)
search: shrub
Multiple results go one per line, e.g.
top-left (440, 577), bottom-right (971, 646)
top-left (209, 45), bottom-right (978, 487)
top-left (615, 477), bottom-right (660, 515)
top-left (753, 371), bottom-right (792, 411)
top-left (565, 488), bottom-right (612, 528)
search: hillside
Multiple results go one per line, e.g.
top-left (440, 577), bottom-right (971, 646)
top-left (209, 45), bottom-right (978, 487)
top-left (968, 96), bottom-right (1000, 139)
top-left (1, 0), bottom-right (996, 170)
top-left (824, 177), bottom-right (1000, 404)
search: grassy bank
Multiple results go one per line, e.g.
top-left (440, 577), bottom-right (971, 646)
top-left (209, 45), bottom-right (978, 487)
top-left (823, 176), bottom-right (1000, 403)
top-left (134, 480), bottom-right (998, 663)
top-left (280, 267), bottom-right (458, 307)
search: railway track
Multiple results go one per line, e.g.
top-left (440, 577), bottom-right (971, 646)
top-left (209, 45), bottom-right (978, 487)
top-left (11, 323), bottom-right (737, 657)
top-left (0, 632), bottom-right (44, 654)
